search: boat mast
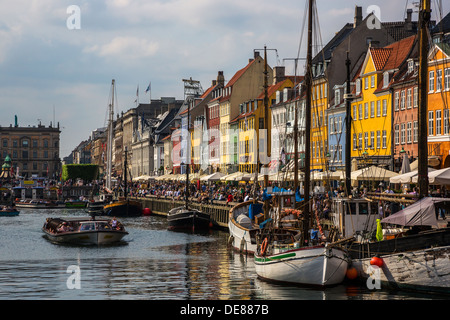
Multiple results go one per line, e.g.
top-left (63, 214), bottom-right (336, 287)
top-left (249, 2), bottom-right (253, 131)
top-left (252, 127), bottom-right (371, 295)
top-left (185, 98), bottom-right (190, 209)
top-left (303, 0), bottom-right (313, 244)
top-left (345, 52), bottom-right (352, 196)
top-left (263, 46), bottom-right (270, 219)
top-left (124, 146), bottom-right (128, 199)
top-left (106, 79), bottom-right (115, 190)
top-left (418, 0), bottom-right (431, 198)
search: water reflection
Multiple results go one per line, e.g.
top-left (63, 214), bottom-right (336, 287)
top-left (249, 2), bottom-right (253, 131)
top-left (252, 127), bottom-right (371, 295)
top-left (0, 209), bottom-right (441, 300)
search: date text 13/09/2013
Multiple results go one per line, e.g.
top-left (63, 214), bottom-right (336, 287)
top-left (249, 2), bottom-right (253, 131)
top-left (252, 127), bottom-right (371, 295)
top-left (180, 304), bottom-right (269, 317)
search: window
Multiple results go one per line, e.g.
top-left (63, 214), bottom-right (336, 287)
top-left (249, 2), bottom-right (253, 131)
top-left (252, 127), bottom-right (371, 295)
top-left (364, 77), bottom-right (368, 90)
top-left (429, 70), bottom-right (435, 92)
top-left (394, 92), bottom-right (399, 111)
top-left (407, 88), bottom-right (412, 109)
top-left (335, 89), bottom-right (340, 106)
top-left (370, 131), bottom-right (374, 149)
top-left (394, 124), bottom-right (400, 145)
top-left (364, 132), bottom-right (368, 149)
top-left (356, 79), bottom-right (361, 94)
top-left (408, 60), bottom-right (414, 73)
top-left (358, 133), bottom-right (362, 150)
top-left (407, 122), bottom-right (412, 143)
top-left (445, 68), bottom-right (450, 91)
top-left (370, 101), bottom-right (375, 117)
top-left (400, 90), bottom-right (405, 110)
top-left (382, 99), bottom-right (387, 116)
top-left (436, 69), bottom-right (442, 91)
top-left (436, 109), bottom-right (442, 135)
top-left (377, 130), bottom-right (381, 149)
top-left (413, 87), bottom-right (418, 108)
top-left (353, 133), bottom-right (357, 150)
top-left (377, 100), bottom-right (381, 117)
top-left (429, 111), bottom-right (434, 136)
top-left (383, 72), bottom-right (389, 88)
top-left (371, 75), bottom-right (375, 88)
top-left (22, 140), bottom-right (29, 148)
top-left (414, 121), bottom-right (419, 142)
top-left (358, 104), bottom-right (363, 120)
top-left (364, 103), bottom-right (368, 119)
top-left (401, 123), bottom-right (406, 144)
top-left (382, 130), bottom-right (387, 148)
top-left (2, 139), bottom-right (7, 147)
top-left (445, 109), bottom-right (449, 135)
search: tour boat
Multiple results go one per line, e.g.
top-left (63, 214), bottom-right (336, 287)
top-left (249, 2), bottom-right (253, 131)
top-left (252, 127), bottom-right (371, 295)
top-left (42, 217), bottom-right (128, 245)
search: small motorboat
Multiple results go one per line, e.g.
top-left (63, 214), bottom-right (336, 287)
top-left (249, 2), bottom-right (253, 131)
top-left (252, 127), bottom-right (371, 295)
top-left (42, 217), bottom-right (128, 245)
top-left (0, 205), bottom-right (19, 216)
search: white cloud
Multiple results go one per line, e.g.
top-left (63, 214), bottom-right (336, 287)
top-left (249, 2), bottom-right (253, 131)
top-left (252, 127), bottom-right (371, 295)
top-left (84, 36), bottom-right (160, 60)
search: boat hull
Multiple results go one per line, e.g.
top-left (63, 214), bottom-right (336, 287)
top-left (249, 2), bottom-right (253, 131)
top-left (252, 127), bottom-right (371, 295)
top-left (43, 229), bottom-right (128, 245)
top-left (352, 245), bottom-right (450, 294)
top-left (228, 201), bottom-right (262, 254)
top-left (104, 200), bottom-right (142, 217)
top-left (254, 245), bottom-right (349, 286)
top-left (167, 206), bottom-right (211, 231)
top-left (0, 210), bottom-right (20, 216)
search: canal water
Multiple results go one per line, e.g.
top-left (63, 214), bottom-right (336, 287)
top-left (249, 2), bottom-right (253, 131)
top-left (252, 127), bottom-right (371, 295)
top-left (0, 208), bottom-right (445, 302)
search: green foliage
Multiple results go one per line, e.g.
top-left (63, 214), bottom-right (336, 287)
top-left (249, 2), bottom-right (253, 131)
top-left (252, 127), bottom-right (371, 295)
top-left (61, 164), bottom-right (99, 182)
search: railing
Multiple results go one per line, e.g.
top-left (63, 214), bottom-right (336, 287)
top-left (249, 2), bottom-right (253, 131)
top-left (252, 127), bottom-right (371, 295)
top-left (135, 196), bottom-right (234, 228)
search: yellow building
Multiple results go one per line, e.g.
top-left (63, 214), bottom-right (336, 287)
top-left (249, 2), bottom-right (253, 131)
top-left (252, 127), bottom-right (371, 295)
top-left (311, 77), bottom-right (329, 171)
top-left (218, 52), bottom-right (272, 173)
top-left (351, 36), bottom-right (416, 169)
top-left (234, 76), bottom-right (294, 174)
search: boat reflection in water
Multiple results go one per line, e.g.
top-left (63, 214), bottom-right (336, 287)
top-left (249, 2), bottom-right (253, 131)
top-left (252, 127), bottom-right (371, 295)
top-left (42, 216), bottom-right (128, 245)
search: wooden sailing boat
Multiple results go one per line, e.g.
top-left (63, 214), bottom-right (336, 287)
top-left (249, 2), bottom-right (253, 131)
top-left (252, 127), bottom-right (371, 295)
top-left (253, 0), bottom-right (349, 287)
top-left (339, 0), bottom-right (450, 294)
top-left (167, 87), bottom-right (212, 231)
top-left (102, 79), bottom-right (142, 217)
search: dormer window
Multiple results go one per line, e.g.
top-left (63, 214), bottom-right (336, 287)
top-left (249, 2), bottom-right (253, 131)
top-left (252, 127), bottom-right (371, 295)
top-left (335, 89), bottom-right (340, 106)
top-left (356, 79), bottom-right (361, 94)
top-left (408, 60), bottom-right (414, 74)
top-left (383, 72), bottom-right (389, 88)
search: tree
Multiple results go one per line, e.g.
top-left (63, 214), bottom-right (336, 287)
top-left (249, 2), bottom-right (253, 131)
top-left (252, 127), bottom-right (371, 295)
top-left (61, 164), bottom-right (99, 182)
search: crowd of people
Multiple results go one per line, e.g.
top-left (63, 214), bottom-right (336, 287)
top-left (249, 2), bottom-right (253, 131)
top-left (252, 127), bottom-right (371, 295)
top-left (126, 180), bottom-right (261, 206)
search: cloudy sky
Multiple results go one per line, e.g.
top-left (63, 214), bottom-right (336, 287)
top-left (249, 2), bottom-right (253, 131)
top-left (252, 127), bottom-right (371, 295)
top-left (0, 0), bottom-right (448, 157)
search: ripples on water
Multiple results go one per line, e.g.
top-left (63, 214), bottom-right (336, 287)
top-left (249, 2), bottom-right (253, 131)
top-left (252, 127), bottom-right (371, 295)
top-left (0, 209), bottom-right (443, 301)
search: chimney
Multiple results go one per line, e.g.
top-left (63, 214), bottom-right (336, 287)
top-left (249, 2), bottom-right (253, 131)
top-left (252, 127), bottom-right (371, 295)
top-left (254, 51), bottom-right (260, 59)
top-left (405, 9), bottom-right (413, 31)
top-left (217, 71), bottom-right (224, 86)
top-left (212, 80), bottom-right (217, 86)
top-left (273, 66), bottom-right (286, 84)
top-left (354, 6), bottom-right (362, 28)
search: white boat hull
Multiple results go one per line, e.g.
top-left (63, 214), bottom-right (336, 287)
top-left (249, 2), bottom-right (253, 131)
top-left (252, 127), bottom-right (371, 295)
top-left (352, 245), bottom-right (450, 294)
top-left (254, 245), bottom-right (349, 286)
top-left (228, 218), bottom-right (258, 254)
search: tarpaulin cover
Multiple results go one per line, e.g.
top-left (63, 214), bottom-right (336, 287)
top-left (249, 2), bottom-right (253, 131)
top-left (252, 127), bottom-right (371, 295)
top-left (381, 197), bottom-right (450, 228)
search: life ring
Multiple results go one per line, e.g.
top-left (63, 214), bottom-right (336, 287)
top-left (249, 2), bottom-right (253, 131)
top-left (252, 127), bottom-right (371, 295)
top-left (260, 237), bottom-right (268, 256)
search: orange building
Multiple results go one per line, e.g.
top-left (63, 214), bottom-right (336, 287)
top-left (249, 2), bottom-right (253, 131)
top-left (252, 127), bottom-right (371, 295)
top-left (427, 42), bottom-right (450, 168)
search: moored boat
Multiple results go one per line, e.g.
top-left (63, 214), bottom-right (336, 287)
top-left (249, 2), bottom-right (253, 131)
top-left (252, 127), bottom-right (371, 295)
top-left (104, 198), bottom-right (142, 217)
top-left (42, 217), bottom-right (128, 245)
top-left (167, 206), bottom-right (212, 231)
top-left (15, 199), bottom-right (65, 209)
top-left (254, 240), bottom-right (349, 286)
top-left (0, 205), bottom-right (19, 216)
top-left (228, 200), bottom-right (264, 254)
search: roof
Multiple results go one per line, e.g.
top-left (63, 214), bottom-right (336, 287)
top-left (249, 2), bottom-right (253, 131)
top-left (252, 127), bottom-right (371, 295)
top-left (225, 57), bottom-right (258, 88)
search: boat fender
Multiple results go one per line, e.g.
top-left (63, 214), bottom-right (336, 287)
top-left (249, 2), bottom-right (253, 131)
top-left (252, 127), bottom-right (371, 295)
top-left (370, 256), bottom-right (383, 268)
top-left (239, 237), bottom-right (246, 253)
top-left (227, 235), bottom-right (234, 246)
top-left (260, 237), bottom-right (268, 256)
